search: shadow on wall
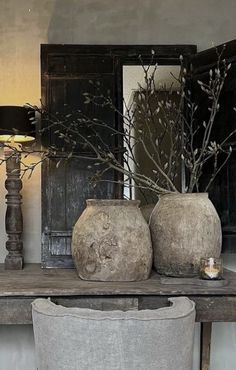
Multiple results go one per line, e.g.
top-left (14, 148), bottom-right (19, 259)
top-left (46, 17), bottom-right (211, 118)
top-left (0, 325), bottom-right (36, 370)
top-left (47, 0), bottom-right (147, 44)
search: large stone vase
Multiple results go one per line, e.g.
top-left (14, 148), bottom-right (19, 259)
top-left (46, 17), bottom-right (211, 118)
top-left (149, 193), bottom-right (222, 277)
top-left (72, 199), bottom-right (153, 281)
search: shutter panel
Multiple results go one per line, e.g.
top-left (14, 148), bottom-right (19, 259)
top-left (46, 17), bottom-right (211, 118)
top-left (41, 46), bottom-right (118, 268)
top-left (189, 40), bottom-right (236, 252)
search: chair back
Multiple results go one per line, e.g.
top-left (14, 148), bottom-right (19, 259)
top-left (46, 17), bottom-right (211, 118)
top-left (32, 297), bottom-right (195, 370)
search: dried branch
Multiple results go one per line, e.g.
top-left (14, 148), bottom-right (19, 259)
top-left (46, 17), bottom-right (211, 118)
top-left (13, 48), bottom-right (234, 196)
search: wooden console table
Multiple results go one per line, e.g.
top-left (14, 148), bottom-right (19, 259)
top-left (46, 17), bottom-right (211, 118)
top-left (1, 264), bottom-right (236, 370)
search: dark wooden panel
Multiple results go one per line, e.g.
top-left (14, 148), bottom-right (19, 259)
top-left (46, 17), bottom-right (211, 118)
top-left (190, 39), bottom-right (236, 74)
top-left (41, 44), bottom-right (197, 268)
top-left (41, 44), bottom-right (197, 60)
top-left (209, 147), bottom-right (236, 252)
top-left (41, 48), bottom-right (117, 268)
top-left (48, 55), bottom-right (114, 74)
top-left (42, 74), bottom-right (115, 150)
top-left (200, 322), bottom-right (212, 370)
top-left (42, 158), bottom-right (115, 268)
top-left (190, 40), bottom-right (236, 252)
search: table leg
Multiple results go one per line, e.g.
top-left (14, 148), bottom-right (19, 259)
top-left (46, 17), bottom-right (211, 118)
top-left (200, 322), bottom-right (212, 370)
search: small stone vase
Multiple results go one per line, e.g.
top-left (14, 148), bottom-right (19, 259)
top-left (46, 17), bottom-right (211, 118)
top-left (72, 199), bottom-right (153, 281)
top-left (149, 193), bottom-right (222, 277)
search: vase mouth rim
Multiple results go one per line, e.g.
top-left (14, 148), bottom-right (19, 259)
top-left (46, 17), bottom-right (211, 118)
top-left (86, 199), bottom-right (140, 207)
top-left (160, 192), bottom-right (208, 198)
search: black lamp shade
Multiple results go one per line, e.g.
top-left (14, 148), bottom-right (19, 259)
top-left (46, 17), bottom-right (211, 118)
top-left (0, 106), bottom-right (35, 143)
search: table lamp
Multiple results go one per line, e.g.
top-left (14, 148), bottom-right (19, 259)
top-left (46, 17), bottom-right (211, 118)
top-left (0, 106), bottom-right (35, 269)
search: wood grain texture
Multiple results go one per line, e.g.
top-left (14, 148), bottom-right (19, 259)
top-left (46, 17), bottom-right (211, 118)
top-left (41, 45), bottom-right (119, 268)
top-left (0, 264), bottom-right (236, 297)
top-left (200, 322), bottom-right (212, 370)
top-left (4, 154), bottom-right (24, 270)
top-left (139, 296), bottom-right (236, 322)
top-left (0, 264), bottom-right (236, 325)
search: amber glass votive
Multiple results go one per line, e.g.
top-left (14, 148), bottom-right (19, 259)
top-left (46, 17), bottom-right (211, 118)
top-left (200, 257), bottom-right (223, 280)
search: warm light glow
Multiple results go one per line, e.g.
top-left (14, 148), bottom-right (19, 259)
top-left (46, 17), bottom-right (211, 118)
top-left (0, 135), bottom-right (35, 143)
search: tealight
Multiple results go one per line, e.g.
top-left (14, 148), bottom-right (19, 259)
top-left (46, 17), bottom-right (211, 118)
top-left (200, 257), bottom-right (223, 280)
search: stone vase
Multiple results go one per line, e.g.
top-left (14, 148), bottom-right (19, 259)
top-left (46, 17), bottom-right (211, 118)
top-left (72, 199), bottom-right (153, 281)
top-left (149, 193), bottom-right (222, 277)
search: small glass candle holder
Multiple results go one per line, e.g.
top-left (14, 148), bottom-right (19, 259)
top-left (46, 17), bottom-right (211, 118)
top-left (200, 257), bottom-right (223, 280)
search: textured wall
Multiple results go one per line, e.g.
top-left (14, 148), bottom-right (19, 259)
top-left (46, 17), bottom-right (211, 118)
top-left (0, 0), bottom-right (236, 369)
top-left (1, 0), bottom-right (236, 106)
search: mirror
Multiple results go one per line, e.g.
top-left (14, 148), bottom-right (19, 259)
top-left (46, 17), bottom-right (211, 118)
top-left (122, 65), bottom-right (181, 203)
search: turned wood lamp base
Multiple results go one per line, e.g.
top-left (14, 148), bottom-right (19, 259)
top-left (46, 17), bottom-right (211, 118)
top-left (4, 150), bottom-right (24, 270)
top-left (0, 105), bottom-right (36, 270)
top-left (5, 255), bottom-right (24, 270)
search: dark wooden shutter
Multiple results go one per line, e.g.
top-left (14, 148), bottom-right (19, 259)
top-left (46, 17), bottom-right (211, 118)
top-left (41, 44), bottom-right (197, 268)
top-left (189, 40), bottom-right (236, 252)
top-left (41, 45), bottom-right (119, 268)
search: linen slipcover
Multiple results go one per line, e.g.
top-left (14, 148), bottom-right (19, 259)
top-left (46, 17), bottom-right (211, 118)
top-left (32, 297), bottom-right (195, 370)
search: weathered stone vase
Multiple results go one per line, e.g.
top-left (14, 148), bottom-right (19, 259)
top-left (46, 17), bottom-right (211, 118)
top-left (149, 193), bottom-right (222, 277)
top-left (72, 199), bottom-right (153, 281)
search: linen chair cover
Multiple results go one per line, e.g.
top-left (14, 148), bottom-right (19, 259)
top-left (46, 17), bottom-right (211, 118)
top-left (32, 297), bottom-right (195, 370)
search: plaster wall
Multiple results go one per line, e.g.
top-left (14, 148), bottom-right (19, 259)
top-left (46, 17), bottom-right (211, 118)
top-left (0, 0), bottom-right (236, 369)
